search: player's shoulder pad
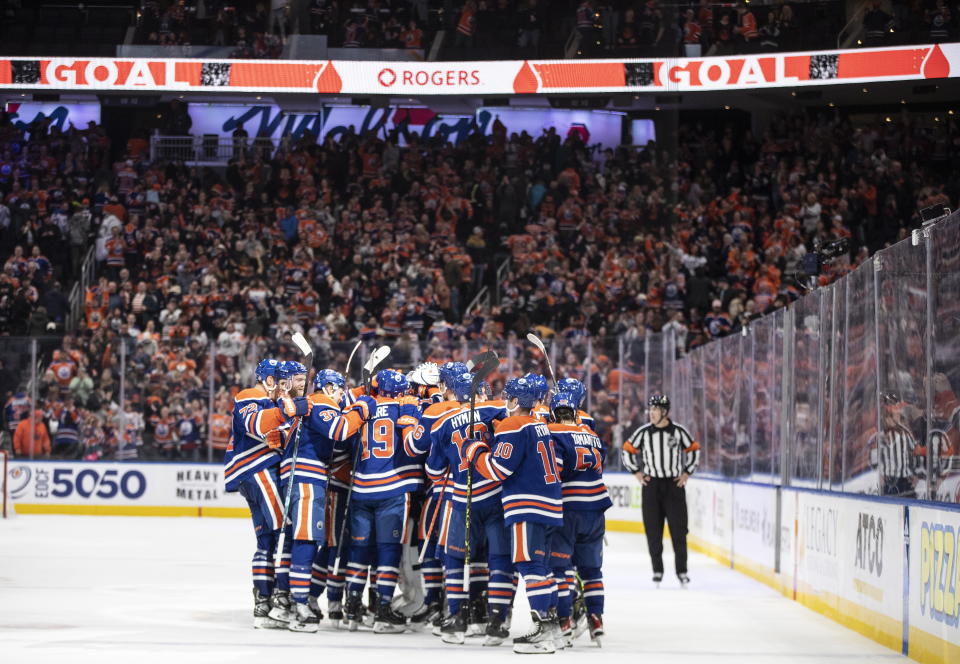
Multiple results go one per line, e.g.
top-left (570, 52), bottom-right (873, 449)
top-left (578, 423), bottom-right (601, 437)
top-left (309, 393), bottom-right (341, 411)
top-left (424, 400), bottom-right (459, 417)
top-left (548, 423), bottom-right (581, 433)
top-left (484, 399), bottom-right (508, 408)
top-left (494, 415), bottom-right (540, 434)
top-left (578, 409), bottom-right (593, 419)
top-left (349, 386), bottom-right (366, 398)
top-left (374, 396), bottom-right (398, 407)
top-left (431, 404), bottom-right (468, 432)
top-left (235, 387), bottom-right (268, 402)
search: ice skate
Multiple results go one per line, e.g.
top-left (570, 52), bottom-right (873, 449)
top-left (327, 600), bottom-right (345, 629)
top-left (483, 607), bottom-right (510, 647)
top-left (307, 595), bottom-right (324, 620)
top-left (289, 602), bottom-right (320, 633)
top-left (267, 589), bottom-right (295, 623)
top-left (512, 611), bottom-right (556, 654)
top-left (408, 601), bottom-right (440, 632)
top-left (652, 572), bottom-right (663, 587)
top-left (373, 603), bottom-right (408, 634)
top-left (440, 605), bottom-right (468, 644)
top-left (588, 613), bottom-right (604, 647)
top-left (572, 601), bottom-right (588, 640)
top-left (678, 573), bottom-right (690, 588)
top-left (253, 589), bottom-right (286, 629)
top-left (466, 596), bottom-right (487, 637)
top-left (559, 616), bottom-right (574, 648)
top-left (547, 608), bottom-right (565, 650)
top-left (344, 591), bottom-right (364, 632)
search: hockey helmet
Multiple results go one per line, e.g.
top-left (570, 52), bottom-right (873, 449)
top-left (557, 378), bottom-right (585, 408)
top-left (648, 393), bottom-right (670, 410)
top-left (550, 392), bottom-right (578, 420)
top-left (314, 369), bottom-right (346, 391)
top-left (375, 369), bottom-right (409, 397)
top-left (505, 376), bottom-right (540, 409)
top-left (255, 358), bottom-right (281, 382)
top-left (450, 372), bottom-right (476, 402)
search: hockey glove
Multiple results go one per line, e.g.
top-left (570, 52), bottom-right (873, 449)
top-left (463, 439), bottom-right (490, 465)
top-left (345, 395), bottom-right (378, 421)
top-left (280, 396), bottom-right (311, 419)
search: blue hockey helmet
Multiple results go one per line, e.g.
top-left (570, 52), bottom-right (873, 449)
top-left (522, 372), bottom-right (548, 401)
top-left (439, 361), bottom-right (468, 388)
top-left (550, 392), bottom-right (578, 418)
top-left (278, 361), bottom-right (307, 380)
top-left (375, 369), bottom-right (409, 397)
top-left (450, 371), bottom-right (476, 402)
top-left (557, 378), bottom-right (585, 408)
top-left (255, 358), bottom-right (281, 382)
top-left (504, 376), bottom-right (540, 409)
top-left (314, 369), bottom-right (346, 391)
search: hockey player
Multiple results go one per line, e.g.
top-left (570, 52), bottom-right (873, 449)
top-left (464, 375), bottom-right (564, 654)
top-left (421, 371), bottom-right (510, 646)
top-left (547, 392), bottom-right (610, 646)
top-left (343, 369), bottom-right (422, 633)
top-left (524, 373), bottom-right (551, 422)
top-left (556, 377), bottom-right (595, 430)
top-left (284, 367), bottom-right (367, 632)
top-left (404, 361), bottom-right (466, 630)
top-left (224, 358), bottom-right (310, 629)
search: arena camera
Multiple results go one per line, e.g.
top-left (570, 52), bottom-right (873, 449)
top-left (799, 238), bottom-right (849, 277)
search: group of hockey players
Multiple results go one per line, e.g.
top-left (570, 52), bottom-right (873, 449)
top-left (223, 351), bottom-right (611, 654)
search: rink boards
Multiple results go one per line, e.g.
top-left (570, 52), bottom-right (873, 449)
top-left (5, 460), bottom-right (960, 664)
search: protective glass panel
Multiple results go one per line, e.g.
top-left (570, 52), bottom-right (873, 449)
top-left (929, 215), bottom-right (960, 503)
top-left (790, 290), bottom-right (822, 487)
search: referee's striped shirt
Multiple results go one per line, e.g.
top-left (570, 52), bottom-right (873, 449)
top-left (879, 425), bottom-right (918, 479)
top-left (621, 421), bottom-right (701, 478)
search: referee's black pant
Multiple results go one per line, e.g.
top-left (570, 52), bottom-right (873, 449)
top-left (641, 477), bottom-right (688, 576)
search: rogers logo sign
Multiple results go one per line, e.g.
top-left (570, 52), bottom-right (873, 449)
top-left (377, 67), bottom-right (481, 88)
top-left (377, 68), bottom-right (397, 87)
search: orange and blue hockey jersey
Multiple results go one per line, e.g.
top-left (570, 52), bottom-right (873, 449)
top-left (350, 395), bottom-right (423, 500)
top-left (279, 393), bottom-right (364, 489)
top-left (473, 415), bottom-right (564, 527)
top-left (549, 422), bottom-right (611, 511)
top-left (223, 386), bottom-right (288, 492)
top-left (423, 402), bottom-right (507, 510)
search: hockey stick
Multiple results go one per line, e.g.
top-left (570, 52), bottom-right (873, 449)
top-left (344, 339), bottom-right (363, 384)
top-left (463, 352), bottom-right (500, 597)
top-left (526, 332), bottom-right (558, 390)
top-left (273, 331), bottom-right (314, 571)
top-left (332, 344), bottom-right (391, 576)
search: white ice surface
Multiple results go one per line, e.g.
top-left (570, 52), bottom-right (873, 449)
top-left (0, 516), bottom-right (906, 664)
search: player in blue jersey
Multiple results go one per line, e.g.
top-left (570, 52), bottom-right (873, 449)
top-left (342, 368), bottom-right (422, 633)
top-left (524, 373), bottom-right (551, 422)
top-left (420, 371), bottom-right (510, 645)
top-left (282, 366), bottom-right (367, 632)
top-left (403, 361), bottom-right (466, 630)
top-left (223, 358), bottom-right (311, 629)
top-left (556, 377), bottom-right (595, 430)
top-left (464, 374), bottom-right (564, 654)
top-left (547, 392), bottom-right (610, 647)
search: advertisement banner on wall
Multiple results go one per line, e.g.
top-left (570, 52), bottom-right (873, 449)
top-left (687, 478), bottom-right (733, 564)
top-left (187, 103), bottom-right (627, 149)
top-left (0, 44), bottom-right (955, 95)
top-left (908, 505), bottom-right (960, 664)
top-left (796, 492), bottom-right (903, 651)
top-left (732, 483), bottom-right (778, 573)
top-left (6, 460), bottom-right (248, 516)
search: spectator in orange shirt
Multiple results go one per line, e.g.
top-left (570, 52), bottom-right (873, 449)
top-left (13, 410), bottom-right (51, 458)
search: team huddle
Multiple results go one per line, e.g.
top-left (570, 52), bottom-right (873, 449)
top-left (222, 348), bottom-right (610, 654)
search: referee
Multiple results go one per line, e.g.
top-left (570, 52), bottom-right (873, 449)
top-left (622, 394), bottom-right (700, 586)
top-left (878, 393), bottom-right (922, 497)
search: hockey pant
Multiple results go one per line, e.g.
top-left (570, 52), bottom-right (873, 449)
top-left (510, 521), bottom-right (558, 618)
top-left (345, 494), bottom-right (411, 605)
top-left (443, 501), bottom-right (513, 616)
top-left (550, 509), bottom-right (605, 617)
top-left (238, 469), bottom-right (284, 597)
top-left (286, 482), bottom-right (326, 605)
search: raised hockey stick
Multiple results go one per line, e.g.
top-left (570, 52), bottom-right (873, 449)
top-left (463, 352), bottom-right (500, 596)
top-left (332, 344), bottom-right (391, 577)
top-left (344, 339), bottom-right (363, 384)
top-left (273, 332), bottom-right (314, 571)
top-left (526, 332), bottom-right (557, 390)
